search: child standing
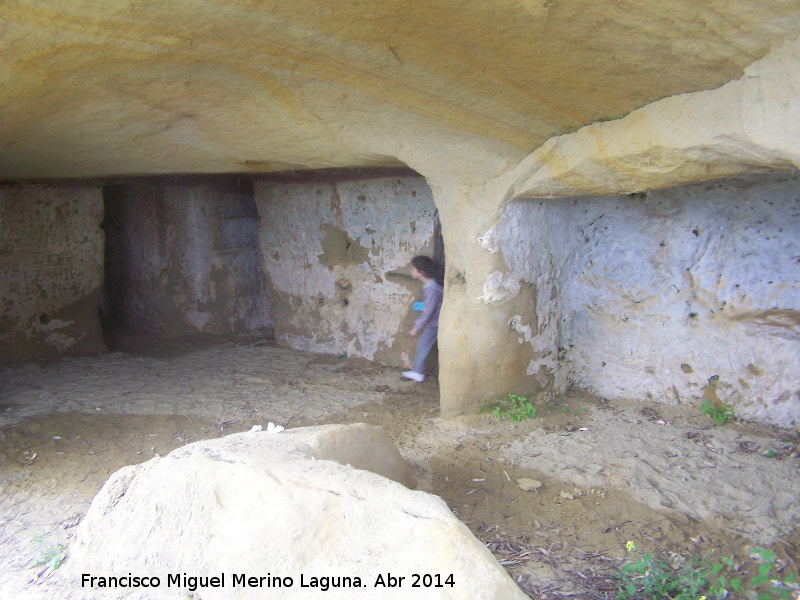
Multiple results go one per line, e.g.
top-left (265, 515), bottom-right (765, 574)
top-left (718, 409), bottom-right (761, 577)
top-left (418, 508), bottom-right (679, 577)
top-left (403, 256), bottom-right (444, 383)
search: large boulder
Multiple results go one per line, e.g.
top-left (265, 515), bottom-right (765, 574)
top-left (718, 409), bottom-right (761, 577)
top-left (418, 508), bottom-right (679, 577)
top-left (65, 423), bottom-right (525, 599)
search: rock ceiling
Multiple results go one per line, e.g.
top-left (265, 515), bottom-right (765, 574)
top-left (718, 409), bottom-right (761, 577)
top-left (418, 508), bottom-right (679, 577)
top-left (2, 0), bottom-right (800, 183)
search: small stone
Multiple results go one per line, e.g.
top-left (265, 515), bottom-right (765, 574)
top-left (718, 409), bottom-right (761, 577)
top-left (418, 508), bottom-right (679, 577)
top-left (560, 491), bottom-right (575, 500)
top-left (517, 478), bottom-right (542, 491)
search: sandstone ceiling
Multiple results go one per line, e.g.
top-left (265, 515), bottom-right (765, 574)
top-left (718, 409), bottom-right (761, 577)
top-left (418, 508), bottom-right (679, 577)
top-left (2, 0), bottom-right (800, 183)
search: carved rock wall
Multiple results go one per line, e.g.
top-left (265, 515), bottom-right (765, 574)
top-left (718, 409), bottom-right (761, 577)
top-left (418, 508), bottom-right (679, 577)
top-left (255, 171), bottom-right (436, 366)
top-left (0, 184), bottom-right (106, 362)
top-left (103, 177), bottom-right (272, 341)
top-left (494, 173), bottom-right (800, 427)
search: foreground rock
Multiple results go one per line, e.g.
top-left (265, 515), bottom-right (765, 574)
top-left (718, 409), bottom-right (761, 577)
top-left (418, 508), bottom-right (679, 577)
top-left (65, 423), bottom-right (526, 599)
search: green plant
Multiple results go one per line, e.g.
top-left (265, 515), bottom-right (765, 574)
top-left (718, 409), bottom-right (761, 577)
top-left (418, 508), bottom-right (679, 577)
top-left (615, 542), bottom-right (798, 600)
top-left (700, 400), bottom-right (736, 426)
top-left (30, 535), bottom-right (67, 571)
top-left (748, 547), bottom-right (797, 599)
top-left (492, 394), bottom-right (536, 422)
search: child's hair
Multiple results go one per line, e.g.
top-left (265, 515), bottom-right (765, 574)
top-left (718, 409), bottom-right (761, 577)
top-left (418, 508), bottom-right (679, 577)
top-left (411, 255), bottom-right (444, 285)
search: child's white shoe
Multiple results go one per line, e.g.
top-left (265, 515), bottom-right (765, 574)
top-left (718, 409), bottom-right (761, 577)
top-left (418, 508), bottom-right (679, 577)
top-left (402, 371), bottom-right (425, 382)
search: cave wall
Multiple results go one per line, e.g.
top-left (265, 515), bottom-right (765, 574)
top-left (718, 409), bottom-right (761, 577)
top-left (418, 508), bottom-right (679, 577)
top-left (494, 172), bottom-right (800, 426)
top-left (103, 177), bottom-right (272, 340)
top-left (254, 170), bottom-right (437, 366)
top-left (0, 184), bottom-right (106, 362)
top-left (1, 171), bottom-right (797, 427)
top-left (436, 40), bottom-right (800, 423)
top-left (1, 171), bottom-right (435, 365)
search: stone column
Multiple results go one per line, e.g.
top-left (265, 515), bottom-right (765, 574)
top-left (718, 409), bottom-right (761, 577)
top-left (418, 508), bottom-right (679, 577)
top-left (432, 178), bottom-right (557, 417)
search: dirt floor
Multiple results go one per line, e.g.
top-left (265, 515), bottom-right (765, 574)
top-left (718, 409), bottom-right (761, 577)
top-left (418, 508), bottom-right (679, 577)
top-left (0, 335), bottom-right (798, 599)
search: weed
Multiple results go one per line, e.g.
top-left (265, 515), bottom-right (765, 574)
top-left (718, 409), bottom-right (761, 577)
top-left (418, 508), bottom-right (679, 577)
top-left (30, 535), bottom-right (67, 571)
top-left (700, 400), bottom-right (736, 426)
top-left (615, 542), bottom-right (798, 600)
top-left (492, 394), bottom-right (536, 422)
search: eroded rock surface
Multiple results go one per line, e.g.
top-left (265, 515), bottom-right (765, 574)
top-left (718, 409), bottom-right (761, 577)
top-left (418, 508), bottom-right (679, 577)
top-left (3, 1), bottom-right (799, 182)
top-left (65, 423), bottom-right (525, 599)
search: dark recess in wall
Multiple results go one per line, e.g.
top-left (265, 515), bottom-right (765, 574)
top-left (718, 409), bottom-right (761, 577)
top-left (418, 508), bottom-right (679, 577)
top-left (100, 183), bottom-right (128, 350)
top-left (100, 175), bottom-right (269, 351)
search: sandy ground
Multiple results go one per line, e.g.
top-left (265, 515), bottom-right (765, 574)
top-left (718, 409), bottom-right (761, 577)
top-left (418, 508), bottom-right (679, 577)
top-left (0, 336), bottom-right (798, 599)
